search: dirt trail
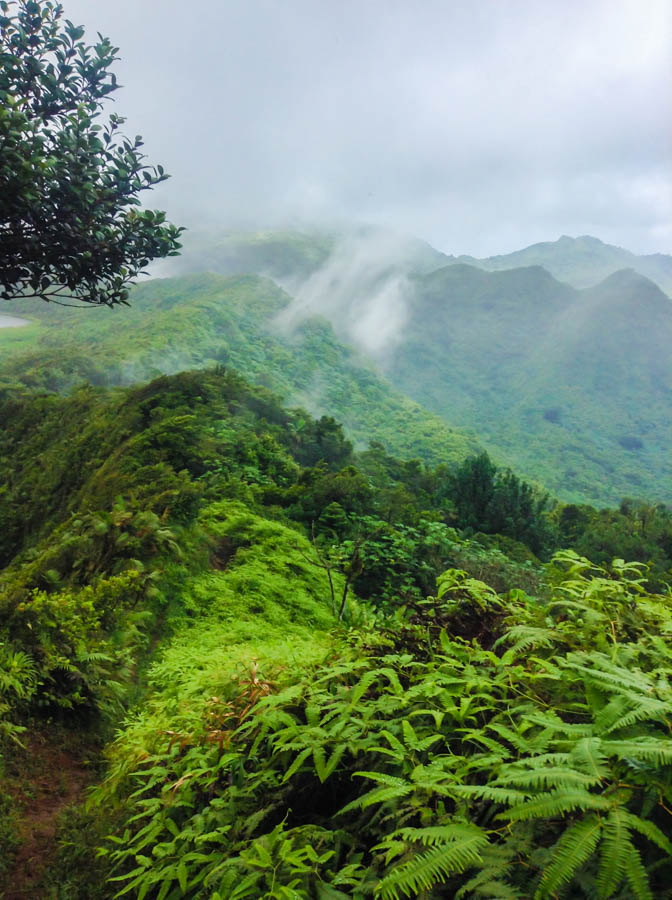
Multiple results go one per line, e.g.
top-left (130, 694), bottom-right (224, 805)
top-left (1, 732), bottom-right (96, 899)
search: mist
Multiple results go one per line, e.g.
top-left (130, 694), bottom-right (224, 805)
top-left (274, 231), bottom-right (419, 356)
top-left (58, 0), bottom-right (671, 257)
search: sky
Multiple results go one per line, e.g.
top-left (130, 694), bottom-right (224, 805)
top-left (62, 0), bottom-right (672, 257)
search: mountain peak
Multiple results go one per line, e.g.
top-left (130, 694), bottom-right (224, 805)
top-left (456, 234), bottom-right (671, 295)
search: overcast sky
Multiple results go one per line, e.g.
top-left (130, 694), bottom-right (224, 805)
top-left (63, 0), bottom-right (671, 256)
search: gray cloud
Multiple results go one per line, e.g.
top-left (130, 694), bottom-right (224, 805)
top-left (62, 0), bottom-right (671, 255)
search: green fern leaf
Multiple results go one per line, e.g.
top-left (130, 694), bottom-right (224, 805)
top-left (494, 766), bottom-right (600, 790)
top-left (622, 843), bottom-right (653, 900)
top-left (452, 784), bottom-right (532, 804)
top-left (523, 712), bottom-right (591, 737)
top-left (534, 814), bottom-right (601, 899)
top-left (568, 737), bottom-right (608, 781)
top-left (619, 810), bottom-right (672, 856)
top-left (603, 699), bottom-right (671, 733)
top-left (375, 832), bottom-right (488, 899)
top-left (389, 823), bottom-right (486, 847)
top-left (602, 737), bottom-right (672, 765)
top-left (596, 807), bottom-right (630, 898)
top-left (503, 789), bottom-right (611, 822)
top-left (338, 780), bottom-right (413, 815)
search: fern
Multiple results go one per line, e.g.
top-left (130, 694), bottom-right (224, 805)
top-left (602, 737), bottom-right (672, 765)
top-left (623, 843), bottom-right (654, 900)
top-left (619, 810), bottom-right (672, 855)
top-left (503, 789), bottom-right (612, 822)
top-left (595, 807), bottom-right (631, 898)
top-left (389, 823), bottom-right (488, 847)
top-left (375, 828), bottom-right (489, 899)
top-left (534, 814), bottom-right (601, 899)
top-left (568, 737), bottom-right (609, 780)
top-left (493, 765), bottom-right (600, 790)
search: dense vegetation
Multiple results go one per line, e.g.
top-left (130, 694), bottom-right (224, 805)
top-left (5, 3), bottom-right (670, 897)
top-left (1, 364), bottom-right (671, 898)
top-left (0, 0), bottom-right (181, 306)
top-left (380, 263), bottom-right (672, 506)
top-left (0, 272), bottom-right (483, 467)
top-left (3, 234), bottom-right (672, 506)
top-left (149, 228), bottom-right (672, 507)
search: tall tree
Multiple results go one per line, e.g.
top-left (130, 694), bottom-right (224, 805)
top-left (0, 0), bottom-right (182, 307)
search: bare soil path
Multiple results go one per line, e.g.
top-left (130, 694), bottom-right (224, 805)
top-left (1, 730), bottom-right (98, 899)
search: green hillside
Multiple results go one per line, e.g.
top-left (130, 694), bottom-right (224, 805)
top-left (454, 234), bottom-right (672, 295)
top-left (141, 228), bottom-right (672, 506)
top-left (2, 365), bottom-right (672, 899)
top-left (0, 272), bottom-right (481, 467)
top-left (5, 226), bottom-right (669, 507)
top-left (380, 264), bottom-right (672, 505)
top-left (4, 3), bottom-right (672, 894)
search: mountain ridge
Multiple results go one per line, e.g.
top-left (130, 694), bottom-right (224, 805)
top-left (450, 234), bottom-right (672, 295)
top-left (2, 228), bottom-right (670, 506)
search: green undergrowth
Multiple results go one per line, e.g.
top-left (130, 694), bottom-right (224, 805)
top-left (1, 363), bottom-right (672, 899)
top-left (95, 554), bottom-right (672, 899)
top-left (98, 499), bottom-right (345, 793)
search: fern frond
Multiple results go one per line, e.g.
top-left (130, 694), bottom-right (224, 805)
top-left (375, 832), bottom-right (488, 899)
top-left (602, 737), bottom-right (672, 765)
top-left (523, 712), bottom-right (591, 736)
top-left (452, 784), bottom-right (531, 805)
top-left (503, 789), bottom-right (611, 822)
top-left (486, 722), bottom-right (535, 753)
top-left (534, 814), bottom-right (601, 899)
top-left (619, 810), bottom-right (672, 855)
top-left (498, 626), bottom-right (558, 662)
top-left (458, 729), bottom-right (513, 758)
top-left (593, 694), bottom-right (630, 732)
top-left (596, 807), bottom-right (630, 898)
top-left (561, 656), bottom-right (655, 695)
top-left (603, 699), bottom-right (671, 733)
top-left (338, 778), bottom-right (413, 815)
top-left (622, 843), bottom-right (654, 900)
top-left (455, 838), bottom-right (525, 899)
top-left (568, 737), bottom-right (608, 780)
top-left (493, 766), bottom-right (600, 790)
top-left (388, 823), bottom-right (486, 847)
top-left (351, 771), bottom-right (410, 788)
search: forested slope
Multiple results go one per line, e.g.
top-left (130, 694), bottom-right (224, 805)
top-left (46, 226), bottom-right (669, 507)
top-left (0, 272), bottom-right (481, 468)
top-left (2, 231), bottom-right (672, 899)
top-left (2, 366), bottom-right (672, 898)
top-left (452, 233), bottom-right (672, 295)
top-left (379, 264), bottom-right (672, 504)
top-left (5, 247), bottom-right (671, 506)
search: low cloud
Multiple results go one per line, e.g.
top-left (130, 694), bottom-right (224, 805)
top-left (274, 230), bottom-right (424, 356)
top-left (60, 0), bottom-right (672, 255)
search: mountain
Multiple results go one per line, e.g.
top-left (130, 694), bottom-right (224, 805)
top-left (5, 230), bottom-right (672, 898)
top-left (0, 272), bottom-right (481, 468)
top-left (3, 229), bottom-right (670, 505)
top-left (452, 234), bottom-right (672, 296)
top-left (162, 229), bottom-right (670, 506)
top-left (161, 226), bottom-right (449, 283)
top-left (377, 264), bottom-right (672, 504)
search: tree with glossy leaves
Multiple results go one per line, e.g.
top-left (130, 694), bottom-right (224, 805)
top-left (0, 0), bottom-right (182, 307)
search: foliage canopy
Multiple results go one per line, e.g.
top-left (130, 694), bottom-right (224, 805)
top-left (0, 0), bottom-right (182, 306)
